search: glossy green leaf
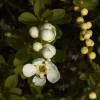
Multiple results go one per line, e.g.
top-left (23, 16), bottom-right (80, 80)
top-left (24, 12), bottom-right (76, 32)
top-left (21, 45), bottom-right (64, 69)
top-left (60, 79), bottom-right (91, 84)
top-left (18, 12), bottom-right (38, 24)
top-left (5, 74), bottom-right (18, 88)
top-left (48, 9), bottom-right (65, 21)
top-left (41, 9), bottom-right (53, 20)
top-left (34, 0), bottom-right (45, 17)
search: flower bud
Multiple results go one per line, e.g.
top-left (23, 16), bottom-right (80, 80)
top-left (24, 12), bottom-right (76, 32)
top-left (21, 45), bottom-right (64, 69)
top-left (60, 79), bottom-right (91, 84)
top-left (40, 29), bottom-right (56, 42)
top-left (85, 39), bottom-right (94, 47)
top-left (86, 22), bottom-right (92, 29)
top-left (81, 22), bottom-right (92, 30)
top-left (88, 52), bottom-right (96, 60)
top-left (33, 42), bottom-right (43, 52)
top-left (42, 44), bottom-right (56, 59)
top-left (84, 30), bottom-right (93, 39)
top-left (41, 23), bottom-right (56, 36)
top-left (89, 92), bottom-right (97, 100)
top-left (81, 47), bottom-right (88, 54)
top-left (74, 6), bottom-right (80, 11)
top-left (41, 23), bottom-right (55, 30)
top-left (76, 17), bottom-right (84, 23)
top-left (81, 8), bottom-right (88, 16)
top-left (29, 26), bottom-right (39, 38)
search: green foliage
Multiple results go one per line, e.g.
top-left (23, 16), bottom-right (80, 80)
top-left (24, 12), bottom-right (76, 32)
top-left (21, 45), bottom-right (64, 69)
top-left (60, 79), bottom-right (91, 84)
top-left (47, 9), bottom-right (65, 22)
top-left (73, 0), bottom-right (99, 10)
top-left (0, 0), bottom-right (100, 99)
top-left (34, 0), bottom-right (45, 17)
top-left (5, 75), bottom-right (18, 89)
top-left (18, 12), bottom-right (38, 24)
top-left (0, 55), bottom-right (5, 68)
top-left (9, 88), bottom-right (22, 95)
top-left (8, 95), bottom-right (26, 100)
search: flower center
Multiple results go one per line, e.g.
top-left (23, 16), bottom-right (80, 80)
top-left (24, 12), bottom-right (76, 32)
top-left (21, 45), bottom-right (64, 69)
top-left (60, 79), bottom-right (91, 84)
top-left (39, 64), bottom-right (47, 73)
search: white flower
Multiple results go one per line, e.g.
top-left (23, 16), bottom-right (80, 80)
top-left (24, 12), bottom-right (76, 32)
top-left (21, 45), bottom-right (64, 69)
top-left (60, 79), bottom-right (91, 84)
top-left (33, 42), bottom-right (43, 52)
top-left (40, 29), bottom-right (56, 42)
top-left (23, 58), bottom-right (60, 86)
top-left (23, 64), bottom-right (36, 77)
top-left (29, 26), bottom-right (39, 38)
top-left (41, 44), bottom-right (56, 59)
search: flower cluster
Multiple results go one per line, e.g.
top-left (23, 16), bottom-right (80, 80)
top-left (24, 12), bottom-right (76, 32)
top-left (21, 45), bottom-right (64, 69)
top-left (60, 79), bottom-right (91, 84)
top-left (29, 23), bottom-right (57, 60)
top-left (22, 23), bottom-right (60, 86)
top-left (74, 7), bottom-right (96, 60)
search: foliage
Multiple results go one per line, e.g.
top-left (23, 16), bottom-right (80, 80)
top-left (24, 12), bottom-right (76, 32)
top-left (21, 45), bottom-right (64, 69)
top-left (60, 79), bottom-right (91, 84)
top-left (0, 0), bottom-right (100, 100)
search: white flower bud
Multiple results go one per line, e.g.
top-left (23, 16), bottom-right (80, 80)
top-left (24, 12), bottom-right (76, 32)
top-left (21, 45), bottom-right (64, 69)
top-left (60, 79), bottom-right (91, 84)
top-left (33, 42), bottom-right (43, 52)
top-left (29, 26), bottom-right (39, 38)
top-left (84, 30), bottom-right (93, 39)
top-left (88, 52), bottom-right (96, 60)
top-left (42, 44), bottom-right (56, 59)
top-left (74, 6), bottom-right (80, 11)
top-left (81, 22), bottom-right (92, 30)
top-left (41, 23), bottom-right (55, 30)
top-left (86, 22), bottom-right (92, 29)
top-left (85, 39), bottom-right (94, 47)
top-left (76, 17), bottom-right (84, 23)
top-left (81, 8), bottom-right (88, 16)
top-left (40, 29), bottom-right (56, 42)
top-left (41, 23), bottom-right (56, 37)
top-left (89, 92), bottom-right (97, 99)
top-left (81, 46), bottom-right (88, 54)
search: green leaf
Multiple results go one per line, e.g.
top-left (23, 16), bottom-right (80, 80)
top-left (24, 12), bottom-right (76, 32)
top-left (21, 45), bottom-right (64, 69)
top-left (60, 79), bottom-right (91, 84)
top-left (9, 95), bottom-right (26, 100)
top-left (6, 37), bottom-right (24, 50)
top-left (48, 9), bottom-right (66, 22)
top-left (87, 75), bottom-right (95, 87)
top-left (43, 0), bottom-right (52, 5)
top-left (13, 49), bottom-right (32, 67)
top-left (34, 0), bottom-right (45, 17)
top-left (55, 25), bottom-right (63, 39)
top-left (5, 75), bottom-right (18, 88)
top-left (73, 0), bottom-right (99, 10)
top-left (14, 65), bottom-right (23, 75)
top-left (41, 9), bottom-right (53, 20)
top-left (18, 12), bottom-right (38, 24)
top-left (53, 14), bottom-right (71, 24)
top-left (9, 88), bottom-right (22, 95)
top-left (0, 55), bottom-right (5, 65)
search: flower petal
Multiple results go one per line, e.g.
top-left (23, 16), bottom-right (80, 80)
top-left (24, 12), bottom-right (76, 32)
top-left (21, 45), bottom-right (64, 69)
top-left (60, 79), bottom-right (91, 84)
top-left (46, 61), bottom-right (60, 83)
top-left (32, 58), bottom-right (45, 65)
top-left (23, 64), bottom-right (36, 77)
top-left (32, 76), bottom-right (46, 86)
